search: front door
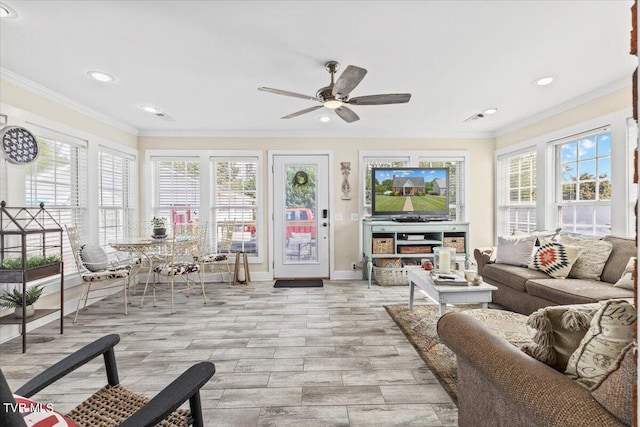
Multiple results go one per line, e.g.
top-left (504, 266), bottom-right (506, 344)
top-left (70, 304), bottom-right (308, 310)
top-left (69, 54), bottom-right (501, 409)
top-left (273, 154), bottom-right (330, 278)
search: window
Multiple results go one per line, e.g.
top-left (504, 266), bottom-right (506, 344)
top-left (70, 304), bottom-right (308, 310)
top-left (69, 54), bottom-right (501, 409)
top-left (211, 157), bottom-right (258, 256)
top-left (98, 149), bottom-right (135, 249)
top-left (361, 152), bottom-right (467, 221)
top-left (419, 159), bottom-right (465, 221)
top-left (151, 158), bottom-right (200, 228)
top-left (496, 150), bottom-right (537, 236)
top-left (26, 135), bottom-right (88, 271)
top-left (555, 128), bottom-right (611, 235)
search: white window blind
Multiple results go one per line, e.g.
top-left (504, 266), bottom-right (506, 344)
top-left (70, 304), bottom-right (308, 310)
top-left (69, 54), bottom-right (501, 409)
top-left (152, 158), bottom-right (200, 228)
top-left (26, 135), bottom-right (88, 272)
top-left (497, 149), bottom-right (537, 236)
top-left (555, 127), bottom-right (611, 235)
top-left (98, 148), bottom-right (135, 249)
top-left (211, 157), bottom-right (258, 256)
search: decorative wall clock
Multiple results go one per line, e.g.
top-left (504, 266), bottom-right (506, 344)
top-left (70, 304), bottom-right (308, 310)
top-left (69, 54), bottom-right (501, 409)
top-left (0, 126), bottom-right (39, 165)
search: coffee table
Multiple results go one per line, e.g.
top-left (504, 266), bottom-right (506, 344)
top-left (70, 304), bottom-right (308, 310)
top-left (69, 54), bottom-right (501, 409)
top-left (408, 269), bottom-right (498, 316)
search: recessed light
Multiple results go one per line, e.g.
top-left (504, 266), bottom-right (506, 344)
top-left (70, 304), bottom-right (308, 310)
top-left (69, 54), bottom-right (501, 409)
top-left (483, 108), bottom-right (498, 115)
top-left (87, 71), bottom-right (115, 82)
top-left (534, 76), bottom-right (554, 86)
top-left (0, 3), bottom-right (17, 18)
top-left (318, 115), bottom-right (331, 123)
top-left (141, 105), bottom-right (160, 114)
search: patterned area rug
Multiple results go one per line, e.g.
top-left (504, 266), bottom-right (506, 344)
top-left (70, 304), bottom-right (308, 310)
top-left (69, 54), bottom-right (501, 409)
top-left (384, 304), bottom-right (533, 405)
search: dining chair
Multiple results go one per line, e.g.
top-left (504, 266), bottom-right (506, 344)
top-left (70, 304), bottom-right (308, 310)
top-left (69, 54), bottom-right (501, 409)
top-left (1, 334), bottom-right (215, 427)
top-left (194, 222), bottom-right (233, 287)
top-left (145, 227), bottom-right (205, 314)
top-left (66, 226), bottom-right (134, 323)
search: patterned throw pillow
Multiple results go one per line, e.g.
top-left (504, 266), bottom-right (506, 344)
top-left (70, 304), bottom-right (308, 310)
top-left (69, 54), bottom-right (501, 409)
top-left (557, 235), bottom-right (613, 281)
top-left (520, 302), bottom-right (601, 371)
top-left (613, 257), bottom-right (635, 290)
top-left (496, 235), bottom-right (537, 267)
top-left (528, 242), bottom-right (582, 279)
top-left (565, 299), bottom-right (637, 388)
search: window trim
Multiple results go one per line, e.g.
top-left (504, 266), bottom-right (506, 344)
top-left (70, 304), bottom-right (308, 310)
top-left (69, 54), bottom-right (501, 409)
top-left (494, 108), bottom-right (633, 240)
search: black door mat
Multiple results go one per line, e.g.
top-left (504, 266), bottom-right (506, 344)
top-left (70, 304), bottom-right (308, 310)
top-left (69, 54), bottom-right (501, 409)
top-left (274, 279), bottom-right (324, 288)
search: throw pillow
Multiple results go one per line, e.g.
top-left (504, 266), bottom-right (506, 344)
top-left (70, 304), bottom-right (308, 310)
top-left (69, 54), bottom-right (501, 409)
top-left (557, 235), bottom-right (613, 281)
top-left (12, 394), bottom-right (79, 426)
top-left (79, 244), bottom-right (110, 272)
top-left (520, 302), bottom-right (601, 371)
top-left (512, 228), bottom-right (561, 246)
top-left (528, 242), bottom-right (582, 279)
top-left (565, 299), bottom-right (637, 388)
top-left (613, 257), bottom-right (635, 290)
top-left (495, 235), bottom-right (537, 267)
top-left (590, 342), bottom-right (636, 425)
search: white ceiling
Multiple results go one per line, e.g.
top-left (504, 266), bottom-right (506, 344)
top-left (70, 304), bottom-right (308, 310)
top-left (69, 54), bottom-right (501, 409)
top-left (0, 0), bottom-right (636, 138)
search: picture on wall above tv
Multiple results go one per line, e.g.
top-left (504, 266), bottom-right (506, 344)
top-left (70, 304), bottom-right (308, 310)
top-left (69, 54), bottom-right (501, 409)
top-left (371, 167), bottom-right (450, 220)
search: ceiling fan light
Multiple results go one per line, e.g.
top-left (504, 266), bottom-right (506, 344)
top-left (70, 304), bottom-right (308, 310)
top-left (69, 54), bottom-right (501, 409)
top-left (324, 99), bottom-right (343, 109)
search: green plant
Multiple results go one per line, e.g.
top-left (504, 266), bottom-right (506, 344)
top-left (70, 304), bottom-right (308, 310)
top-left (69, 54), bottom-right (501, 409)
top-left (0, 255), bottom-right (61, 270)
top-left (152, 217), bottom-right (166, 229)
top-left (0, 285), bottom-right (44, 308)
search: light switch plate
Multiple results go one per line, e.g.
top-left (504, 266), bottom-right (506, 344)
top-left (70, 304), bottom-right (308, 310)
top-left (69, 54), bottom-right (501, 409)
top-left (335, 213), bottom-right (343, 221)
top-left (351, 213), bottom-right (359, 221)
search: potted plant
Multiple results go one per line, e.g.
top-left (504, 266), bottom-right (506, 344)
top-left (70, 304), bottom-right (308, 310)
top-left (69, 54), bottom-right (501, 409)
top-left (152, 217), bottom-right (167, 237)
top-left (0, 285), bottom-right (44, 318)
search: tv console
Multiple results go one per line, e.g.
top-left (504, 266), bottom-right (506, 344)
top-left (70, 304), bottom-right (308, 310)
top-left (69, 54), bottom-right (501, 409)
top-left (362, 220), bottom-right (470, 288)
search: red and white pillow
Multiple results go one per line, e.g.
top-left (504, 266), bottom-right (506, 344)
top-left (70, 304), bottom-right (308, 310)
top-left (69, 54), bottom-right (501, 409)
top-left (11, 395), bottom-right (78, 427)
top-left (528, 242), bottom-right (582, 279)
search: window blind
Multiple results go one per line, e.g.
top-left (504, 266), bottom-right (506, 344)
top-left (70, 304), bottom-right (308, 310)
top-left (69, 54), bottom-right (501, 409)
top-left (98, 149), bottom-right (135, 248)
top-left (211, 157), bottom-right (258, 255)
top-left (151, 158), bottom-right (200, 228)
top-left (496, 150), bottom-right (537, 235)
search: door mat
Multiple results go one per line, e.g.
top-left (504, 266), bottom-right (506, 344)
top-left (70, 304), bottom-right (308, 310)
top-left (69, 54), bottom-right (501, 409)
top-left (274, 279), bottom-right (324, 288)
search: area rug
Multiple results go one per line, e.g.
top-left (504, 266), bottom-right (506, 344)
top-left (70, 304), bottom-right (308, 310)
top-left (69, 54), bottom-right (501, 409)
top-left (384, 304), bottom-right (532, 405)
top-left (273, 279), bottom-right (324, 288)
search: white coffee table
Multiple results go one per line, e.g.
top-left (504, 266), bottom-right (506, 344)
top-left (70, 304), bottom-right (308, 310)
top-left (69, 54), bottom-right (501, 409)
top-left (408, 269), bottom-right (498, 316)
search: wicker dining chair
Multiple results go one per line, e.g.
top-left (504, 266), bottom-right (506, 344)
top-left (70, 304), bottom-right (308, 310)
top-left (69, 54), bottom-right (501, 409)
top-left (1, 334), bottom-right (215, 427)
top-left (66, 226), bottom-right (135, 323)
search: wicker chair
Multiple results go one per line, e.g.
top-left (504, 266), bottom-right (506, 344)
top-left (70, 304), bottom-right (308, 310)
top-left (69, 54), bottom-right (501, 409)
top-left (0, 334), bottom-right (215, 427)
top-left (66, 226), bottom-right (135, 323)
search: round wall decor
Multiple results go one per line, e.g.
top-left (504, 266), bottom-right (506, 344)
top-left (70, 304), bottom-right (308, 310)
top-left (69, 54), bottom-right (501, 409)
top-left (0, 126), bottom-right (39, 165)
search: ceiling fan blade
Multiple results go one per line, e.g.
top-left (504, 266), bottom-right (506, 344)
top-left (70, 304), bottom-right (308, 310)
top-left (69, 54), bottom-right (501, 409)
top-left (281, 105), bottom-right (324, 119)
top-left (335, 106), bottom-right (360, 123)
top-left (348, 93), bottom-right (412, 105)
top-left (258, 87), bottom-right (321, 102)
top-left (332, 65), bottom-right (367, 97)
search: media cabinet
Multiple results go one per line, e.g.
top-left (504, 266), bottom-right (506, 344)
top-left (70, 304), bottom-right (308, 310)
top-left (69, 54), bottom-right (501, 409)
top-left (362, 220), bottom-right (470, 288)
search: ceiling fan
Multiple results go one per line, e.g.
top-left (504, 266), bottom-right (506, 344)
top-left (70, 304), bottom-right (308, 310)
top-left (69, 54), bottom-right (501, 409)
top-left (258, 61), bottom-right (411, 123)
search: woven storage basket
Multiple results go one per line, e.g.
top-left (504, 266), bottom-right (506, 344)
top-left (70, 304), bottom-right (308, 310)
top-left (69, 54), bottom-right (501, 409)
top-left (443, 237), bottom-right (465, 253)
top-left (373, 265), bottom-right (422, 286)
top-left (372, 237), bottom-right (394, 254)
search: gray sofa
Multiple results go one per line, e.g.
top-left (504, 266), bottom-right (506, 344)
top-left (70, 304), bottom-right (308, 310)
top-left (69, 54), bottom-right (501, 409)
top-left (474, 236), bottom-right (635, 315)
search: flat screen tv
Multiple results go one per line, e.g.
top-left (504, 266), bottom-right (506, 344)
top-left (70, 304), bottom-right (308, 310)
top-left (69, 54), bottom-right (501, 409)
top-left (371, 167), bottom-right (450, 219)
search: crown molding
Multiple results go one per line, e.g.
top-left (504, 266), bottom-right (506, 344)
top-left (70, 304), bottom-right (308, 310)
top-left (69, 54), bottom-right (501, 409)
top-left (494, 77), bottom-right (632, 138)
top-left (137, 128), bottom-right (495, 139)
top-left (0, 67), bottom-right (139, 136)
